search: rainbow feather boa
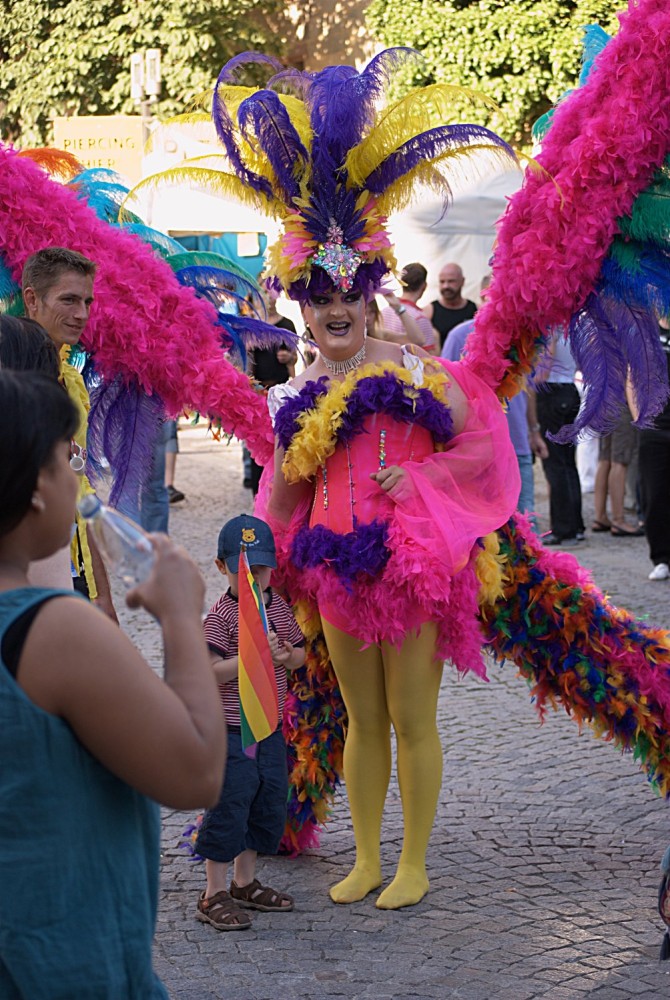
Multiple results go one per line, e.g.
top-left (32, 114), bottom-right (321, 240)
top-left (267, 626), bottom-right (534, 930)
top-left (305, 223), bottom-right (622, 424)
top-left (482, 516), bottom-right (670, 796)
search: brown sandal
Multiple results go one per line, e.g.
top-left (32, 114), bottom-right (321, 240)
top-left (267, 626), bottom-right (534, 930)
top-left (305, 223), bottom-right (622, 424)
top-left (195, 890), bottom-right (252, 930)
top-left (230, 878), bottom-right (294, 912)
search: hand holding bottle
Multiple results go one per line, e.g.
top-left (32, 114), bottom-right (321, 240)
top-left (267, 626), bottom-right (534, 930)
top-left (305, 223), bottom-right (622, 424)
top-left (126, 534), bottom-right (205, 623)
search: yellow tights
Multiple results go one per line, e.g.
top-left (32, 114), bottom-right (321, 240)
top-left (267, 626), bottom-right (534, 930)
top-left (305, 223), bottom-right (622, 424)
top-left (321, 619), bottom-right (443, 910)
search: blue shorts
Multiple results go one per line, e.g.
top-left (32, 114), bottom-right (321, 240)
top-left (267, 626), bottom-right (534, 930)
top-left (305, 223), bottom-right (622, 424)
top-left (195, 727), bottom-right (288, 862)
top-left (164, 419), bottom-right (179, 454)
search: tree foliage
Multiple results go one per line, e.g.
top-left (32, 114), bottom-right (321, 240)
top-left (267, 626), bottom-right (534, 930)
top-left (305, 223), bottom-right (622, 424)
top-left (0, 0), bottom-right (284, 146)
top-left (366, 0), bottom-right (621, 147)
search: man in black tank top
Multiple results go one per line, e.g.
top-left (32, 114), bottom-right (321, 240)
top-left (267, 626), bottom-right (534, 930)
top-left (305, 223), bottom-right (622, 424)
top-left (424, 262), bottom-right (477, 348)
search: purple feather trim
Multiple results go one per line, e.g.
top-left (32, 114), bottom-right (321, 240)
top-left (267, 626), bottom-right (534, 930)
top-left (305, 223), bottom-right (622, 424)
top-left (274, 371), bottom-right (454, 450)
top-left (274, 376), bottom-right (330, 448)
top-left (291, 519), bottom-right (390, 588)
top-left (87, 375), bottom-right (166, 517)
top-left (338, 371), bottom-right (454, 443)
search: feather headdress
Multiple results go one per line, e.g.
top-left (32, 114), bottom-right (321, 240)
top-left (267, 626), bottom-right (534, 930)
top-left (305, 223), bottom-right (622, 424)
top-left (218, 48), bottom-right (516, 298)
top-left (130, 48), bottom-right (516, 299)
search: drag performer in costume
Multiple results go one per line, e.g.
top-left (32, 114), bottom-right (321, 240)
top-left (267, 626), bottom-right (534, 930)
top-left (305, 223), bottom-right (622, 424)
top-left (1, 0), bottom-right (670, 914)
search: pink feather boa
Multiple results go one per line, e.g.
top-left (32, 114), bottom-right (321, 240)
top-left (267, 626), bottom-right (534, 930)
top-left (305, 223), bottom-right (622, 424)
top-left (0, 145), bottom-right (274, 463)
top-left (464, 0), bottom-right (670, 395)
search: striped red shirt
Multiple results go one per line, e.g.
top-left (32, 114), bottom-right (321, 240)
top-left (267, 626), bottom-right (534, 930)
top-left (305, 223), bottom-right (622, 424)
top-left (203, 588), bottom-right (304, 726)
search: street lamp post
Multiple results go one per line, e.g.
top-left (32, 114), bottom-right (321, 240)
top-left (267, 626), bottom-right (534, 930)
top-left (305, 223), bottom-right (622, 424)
top-left (130, 49), bottom-right (162, 146)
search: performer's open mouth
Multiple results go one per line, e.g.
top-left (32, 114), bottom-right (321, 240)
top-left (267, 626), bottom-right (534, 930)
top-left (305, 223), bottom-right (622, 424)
top-left (326, 322), bottom-right (351, 336)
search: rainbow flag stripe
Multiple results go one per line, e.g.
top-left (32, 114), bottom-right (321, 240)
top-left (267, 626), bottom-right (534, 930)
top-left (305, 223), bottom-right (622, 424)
top-left (238, 547), bottom-right (279, 749)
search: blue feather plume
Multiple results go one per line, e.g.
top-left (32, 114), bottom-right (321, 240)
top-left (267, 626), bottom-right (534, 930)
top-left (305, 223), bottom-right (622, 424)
top-left (579, 25), bottom-right (612, 86)
top-left (171, 263), bottom-right (264, 317)
top-left (0, 254), bottom-right (20, 304)
top-left (217, 313), bottom-right (301, 370)
top-left (68, 168), bottom-right (141, 224)
top-left (121, 224), bottom-right (185, 259)
top-left (554, 295), bottom-right (670, 441)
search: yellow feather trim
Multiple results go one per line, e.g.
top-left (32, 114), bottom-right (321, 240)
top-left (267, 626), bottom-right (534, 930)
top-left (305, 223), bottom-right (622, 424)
top-left (282, 360), bottom-right (451, 483)
top-left (475, 533), bottom-right (506, 607)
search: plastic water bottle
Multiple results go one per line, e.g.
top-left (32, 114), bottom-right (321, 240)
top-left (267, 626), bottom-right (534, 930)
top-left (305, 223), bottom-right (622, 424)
top-left (78, 495), bottom-right (155, 588)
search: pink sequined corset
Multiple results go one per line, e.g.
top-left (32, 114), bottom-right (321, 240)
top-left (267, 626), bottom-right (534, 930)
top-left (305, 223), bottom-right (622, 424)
top-left (310, 412), bottom-right (435, 533)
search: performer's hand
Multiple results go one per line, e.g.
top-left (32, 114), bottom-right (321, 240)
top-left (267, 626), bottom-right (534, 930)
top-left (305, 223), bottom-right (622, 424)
top-left (370, 465), bottom-right (407, 493)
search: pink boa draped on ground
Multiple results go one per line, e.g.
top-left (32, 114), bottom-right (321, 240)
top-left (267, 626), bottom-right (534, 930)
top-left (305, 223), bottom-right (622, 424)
top-left (0, 145), bottom-right (274, 463)
top-left (464, 0), bottom-right (670, 398)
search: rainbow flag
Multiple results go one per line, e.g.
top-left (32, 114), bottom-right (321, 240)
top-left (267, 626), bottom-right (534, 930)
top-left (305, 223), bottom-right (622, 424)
top-left (238, 546), bottom-right (279, 750)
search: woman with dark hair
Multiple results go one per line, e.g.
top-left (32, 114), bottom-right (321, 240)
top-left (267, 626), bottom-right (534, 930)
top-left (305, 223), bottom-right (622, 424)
top-left (0, 370), bottom-right (225, 999)
top-left (0, 315), bottom-right (60, 379)
top-left (0, 314), bottom-right (76, 590)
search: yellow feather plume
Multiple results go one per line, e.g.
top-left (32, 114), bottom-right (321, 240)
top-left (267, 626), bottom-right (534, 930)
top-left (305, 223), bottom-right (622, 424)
top-left (345, 83), bottom-right (502, 189)
top-left (120, 162), bottom-right (282, 224)
top-left (143, 112), bottom-right (214, 155)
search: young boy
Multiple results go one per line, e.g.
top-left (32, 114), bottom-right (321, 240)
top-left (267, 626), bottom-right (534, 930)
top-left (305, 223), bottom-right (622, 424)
top-left (195, 514), bottom-right (305, 931)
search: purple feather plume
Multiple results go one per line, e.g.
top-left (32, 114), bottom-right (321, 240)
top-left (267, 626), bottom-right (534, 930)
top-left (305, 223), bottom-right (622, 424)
top-left (365, 123), bottom-right (515, 196)
top-left (217, 51), bottom-right (283, 85)
top-left (213, 63), bottom-right (275, 201)
top-left (87, 375), bottom-right (167, 518)
top-left (237, 90), bottom-right (309, 203)
top-left (555, 294), bottom-right (670, 441)
top-left (268, 67), bottom-right (314, 99)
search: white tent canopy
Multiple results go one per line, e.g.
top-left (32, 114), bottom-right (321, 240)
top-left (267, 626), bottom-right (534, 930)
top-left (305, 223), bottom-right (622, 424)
top-left (387, 167), bottom-right (524, 305)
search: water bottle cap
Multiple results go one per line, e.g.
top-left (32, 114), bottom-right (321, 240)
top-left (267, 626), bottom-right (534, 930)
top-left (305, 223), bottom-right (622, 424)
top-left (77, 494), bottom-right (102, 519)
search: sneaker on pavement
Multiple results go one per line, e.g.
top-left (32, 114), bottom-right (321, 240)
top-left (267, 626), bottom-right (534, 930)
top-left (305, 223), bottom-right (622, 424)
top-left (649, 563), bottom-right (670, 581)
top-left (167, 484), bottom-right (185, 504)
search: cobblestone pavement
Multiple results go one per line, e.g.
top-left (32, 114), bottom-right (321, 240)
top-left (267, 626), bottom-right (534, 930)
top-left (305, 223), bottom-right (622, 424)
top-left (115, 426), bottom-right (670, 1000)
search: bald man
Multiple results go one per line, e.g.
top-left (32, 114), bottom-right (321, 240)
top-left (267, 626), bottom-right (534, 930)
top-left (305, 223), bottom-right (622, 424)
top-left (424, 263), bottom-right (477, 348)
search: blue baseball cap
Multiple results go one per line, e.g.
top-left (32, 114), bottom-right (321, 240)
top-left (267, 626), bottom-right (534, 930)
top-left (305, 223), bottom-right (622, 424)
top-left (217, 514), bottom-right (277, 573)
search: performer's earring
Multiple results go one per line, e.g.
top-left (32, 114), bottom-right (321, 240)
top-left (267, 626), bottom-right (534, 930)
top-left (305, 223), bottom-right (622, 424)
top-left (31, 493), bottom-right (45, 512)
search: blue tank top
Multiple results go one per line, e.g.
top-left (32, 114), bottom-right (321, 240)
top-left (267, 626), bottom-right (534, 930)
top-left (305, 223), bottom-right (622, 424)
top-left (0, 588), bottom-right (168, 1000)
